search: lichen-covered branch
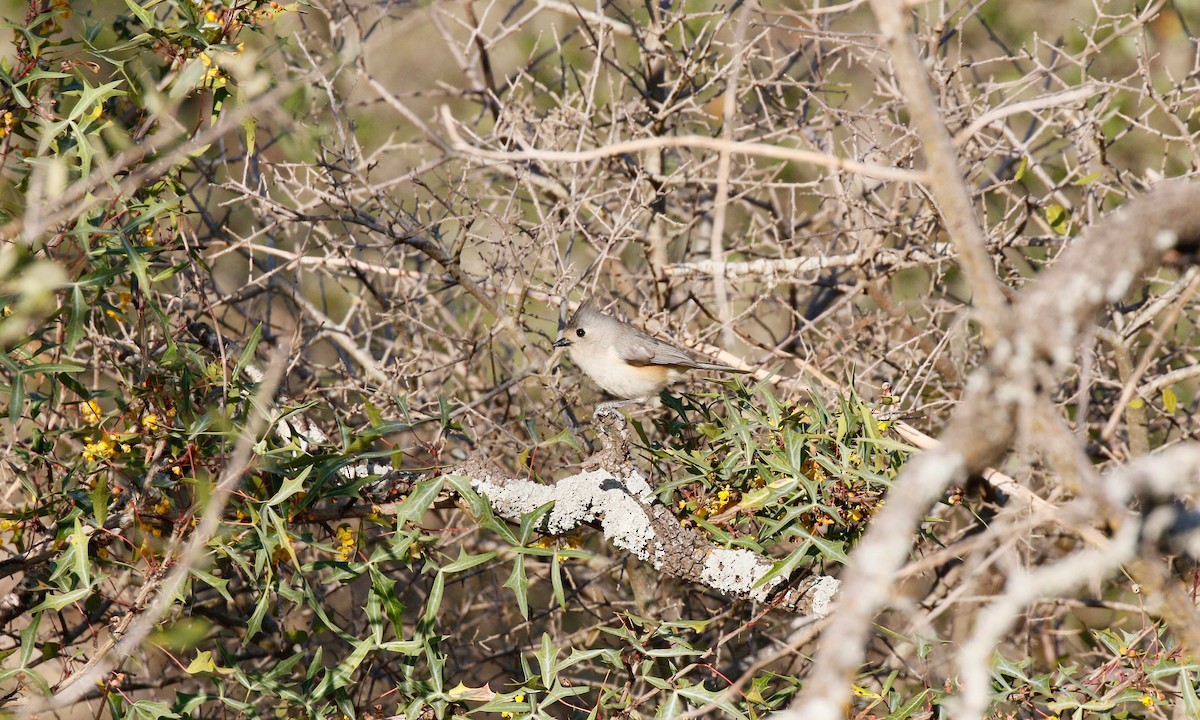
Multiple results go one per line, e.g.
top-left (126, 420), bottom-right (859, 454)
top-left (458, 448), bottom-right (838, 617)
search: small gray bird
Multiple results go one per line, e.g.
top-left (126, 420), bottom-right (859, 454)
top-left (553, 301), bottom-right (748, 407)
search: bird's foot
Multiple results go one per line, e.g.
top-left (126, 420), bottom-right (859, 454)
top-left (593, 399), bottom-right (637, 420)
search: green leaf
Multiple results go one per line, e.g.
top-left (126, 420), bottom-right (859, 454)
top-left (118, 232), bottom-right (152, 295)
top-left (233, 323), bottom-right (263, 380)
top-left (504, 554), bottom-right (529, 620)
top-left (367, 565), bottom-right (406, 639)
top-left (9, 369), bottom-right (23, 424)
top-left (440, 548), bottom-right (497, 574)
top-left (1180, 666), bottom-right (1200, 717)
top-left (266, 465), bottom-right (311, 507)
top-left (1163, 387), bottom-right (1178, 414)
top-left (123, 0), bottom-right (157, 29)
top-left (394, 477), bottom-right (444, 527)
top-left (190, 568), bottom-right (233, 604)
top-left (364, 401), bottom-right (383, 427)
top-left (124, 699), bottom-right (180, 720)
top-left (754, 540), bottom-right (812, 589)
top-left (243, 586), bottom-right (271, 644)
top-left (885, 689), bottom-right (930, 719)
top-left (243, 115), bottom-right (257, 157)
top-left (1044, 204), bottom-right (1070, 235)
top-left (550, 553), bottom-right (566, 609)
top-left (23, 362), bottom-right (85, 374)
top-left (423, 570), bottom-right (446, 625)
top-left (31, 587), bottom-right (90, 612)
top-left (536, 632), bottom-right (559, 691)
top-left (65, 285), bottom-right (87, 353)
top-left (1013, 155), bottom-right (1028, 181)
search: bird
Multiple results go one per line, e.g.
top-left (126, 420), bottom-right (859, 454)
top-left (552, 301), bottom-right (749, 412)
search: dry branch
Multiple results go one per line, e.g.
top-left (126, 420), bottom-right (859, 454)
top-left (787, 180), bottom-right (1200, 720)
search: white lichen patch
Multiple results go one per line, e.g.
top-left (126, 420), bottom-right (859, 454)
top-left (469, 468), bottom-right (658, 560)
top-left (806, 575), bottom-right (841, 618)
top-left (700, 548), bottom-right (782, 601)
top-left (339, 461), bottom-right (396, 479)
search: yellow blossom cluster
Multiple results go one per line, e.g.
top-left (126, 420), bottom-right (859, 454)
top-left (679, 485), bottom-right (737, 521)
top-left (106, 290), bottom-right (132, 322)
top-left (0, 111), bottom-right (14, 138)
top-left (82, 400), bottom-right (103, 424)
top-left (335, 524), bottom-right (355, 562)
top-left (198, 51), bottom-right (225, 88)
top-left (83, 435), bottom-right (117, 462)
top-left (532, 531), bottom-right (583, 561)
top-left (80, 400), bottom-right (173, 464)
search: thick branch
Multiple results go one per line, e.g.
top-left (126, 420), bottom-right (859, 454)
top-left (786, 180), bottom-right (1200, 720)
top-left (458, 460), bottom-right (838, 616)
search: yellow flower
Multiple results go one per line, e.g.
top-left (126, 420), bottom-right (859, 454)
top-left (82, 400), bottom-right (103, 423)
top-left (142, 414), bottom-right (160, 431)
top-left (199, 52), bottom-right (212, 67)
top-left (205, 10), bottom-right (217, 22)
top-left (83, 435), bottom-right (117, 461)
top-left (335, 524), bottom-right (355, 561)
top-left (1141, 695), bottom-right (1154, 706)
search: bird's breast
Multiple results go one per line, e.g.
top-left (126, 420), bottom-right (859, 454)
top-left (570, 345), bottom-right (676, 399)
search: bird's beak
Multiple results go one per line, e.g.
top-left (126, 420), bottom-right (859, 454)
top-left (553, 337), bottom-right (571, 349)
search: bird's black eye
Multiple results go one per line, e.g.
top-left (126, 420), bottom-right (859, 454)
top-left (576, 328), bottom-right (586, 338)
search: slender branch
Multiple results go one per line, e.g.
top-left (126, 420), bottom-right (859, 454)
top-left (439, 106), bottom-right (931, 184)
top-left (867, 0), bottom-right (1007, 337)
top-left (664, 244), bottom-right (954, 279)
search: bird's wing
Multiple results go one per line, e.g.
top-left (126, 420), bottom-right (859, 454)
top-left (618, 331), bottom-right (703, 368)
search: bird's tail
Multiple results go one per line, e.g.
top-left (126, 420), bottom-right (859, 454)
top-left (691, 361), bottom-right (750, 373)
